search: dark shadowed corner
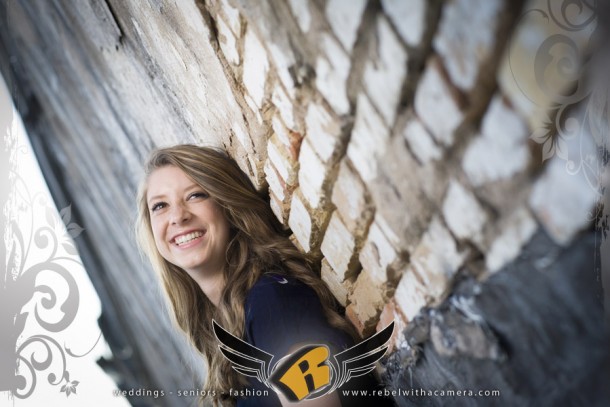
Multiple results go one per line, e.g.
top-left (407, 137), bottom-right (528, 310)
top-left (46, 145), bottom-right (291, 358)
top-left (596, 0), bottom-right (610, 332)
top-left (384, 229), bottom-right (610, 406)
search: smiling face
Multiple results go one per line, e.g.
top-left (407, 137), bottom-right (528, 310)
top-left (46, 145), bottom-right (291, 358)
top-left (146, 165), bottom-right (232, 279)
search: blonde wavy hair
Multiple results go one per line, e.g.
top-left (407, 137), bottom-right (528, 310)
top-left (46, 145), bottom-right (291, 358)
top-left (135, 144), bottom-right (356, 405)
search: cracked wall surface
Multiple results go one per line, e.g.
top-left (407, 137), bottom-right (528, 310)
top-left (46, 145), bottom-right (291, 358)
top-left (1, 0), bottom-right (608, 405)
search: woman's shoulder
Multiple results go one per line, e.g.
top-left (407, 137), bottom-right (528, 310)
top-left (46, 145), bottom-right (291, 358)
top-left (244, 273), bottom-right (349, 354)
top-left (246, 273), bottom-right (317, 306)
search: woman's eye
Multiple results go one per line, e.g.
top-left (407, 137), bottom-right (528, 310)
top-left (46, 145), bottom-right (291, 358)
top-left (150, 202), bottom-right (166, 212)
top-left (189, 192), bottom-right (209, 200)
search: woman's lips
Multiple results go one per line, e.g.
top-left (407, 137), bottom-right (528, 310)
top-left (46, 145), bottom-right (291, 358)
top-left (172, 230), bottom-right (205, 246)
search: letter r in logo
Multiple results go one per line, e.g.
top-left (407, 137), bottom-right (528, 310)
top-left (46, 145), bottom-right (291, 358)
top-left (269, 345), bottom-right (331, 401)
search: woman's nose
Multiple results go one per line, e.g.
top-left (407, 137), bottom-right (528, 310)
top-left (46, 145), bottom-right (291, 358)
top-left (169, 203), bottom-right (191, 224)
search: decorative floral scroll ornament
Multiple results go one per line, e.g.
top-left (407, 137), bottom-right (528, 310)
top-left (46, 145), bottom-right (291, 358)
top-left (510, 0), bottom-right (606, 195)
top-left (3, 141), bottom-right (95, 400)
top-left (60, 372), bottom-right (80, 397)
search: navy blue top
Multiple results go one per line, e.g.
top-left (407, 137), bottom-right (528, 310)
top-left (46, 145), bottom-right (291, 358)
top-left (244, 274), bottom-right (353, 356)
top-left (235, 273), bottom-right (394, 407)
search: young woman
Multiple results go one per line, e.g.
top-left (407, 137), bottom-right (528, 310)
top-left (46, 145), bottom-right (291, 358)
top-left (135, 145), bottom-right (392, 406)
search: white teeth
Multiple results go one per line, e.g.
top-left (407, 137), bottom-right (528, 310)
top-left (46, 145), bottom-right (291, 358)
top-left (175, 231), bottom-right (203, 245)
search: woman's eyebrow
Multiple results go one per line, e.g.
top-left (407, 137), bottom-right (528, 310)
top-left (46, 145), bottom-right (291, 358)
top-left (185, 184), bottom-right (207, 193)
top-left (147, 194), bottom-right (165, 205)
top-left (147, 184), bottom-right (202, 204)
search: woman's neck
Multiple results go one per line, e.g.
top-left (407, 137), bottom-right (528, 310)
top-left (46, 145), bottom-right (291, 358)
top-left (188, 269), bottom-right (225, 307)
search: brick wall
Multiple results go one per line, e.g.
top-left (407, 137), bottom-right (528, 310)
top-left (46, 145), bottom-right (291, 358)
top-left (205, 0), bottom-right (600, 342)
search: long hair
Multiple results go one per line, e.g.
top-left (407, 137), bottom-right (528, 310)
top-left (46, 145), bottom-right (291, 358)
top-left (135, 145), bottom-right (356, 405)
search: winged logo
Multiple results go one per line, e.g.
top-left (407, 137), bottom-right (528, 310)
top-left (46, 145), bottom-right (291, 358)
top-left (212, 320), bottom-right (395, 401)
